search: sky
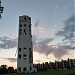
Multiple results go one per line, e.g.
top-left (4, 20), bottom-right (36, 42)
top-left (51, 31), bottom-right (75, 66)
top-left (0, 0), bottom-right (75, 69)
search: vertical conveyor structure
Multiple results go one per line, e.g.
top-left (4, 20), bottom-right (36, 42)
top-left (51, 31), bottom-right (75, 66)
top-left (17, 15), bottom-right (33, 73)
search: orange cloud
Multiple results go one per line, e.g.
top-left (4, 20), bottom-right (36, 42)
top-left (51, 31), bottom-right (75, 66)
top-left (34, 26), bottom-right (45, 36)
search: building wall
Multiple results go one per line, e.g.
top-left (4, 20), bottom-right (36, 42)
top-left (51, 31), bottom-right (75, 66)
top-left (17, 15), bottom-right (33, 73)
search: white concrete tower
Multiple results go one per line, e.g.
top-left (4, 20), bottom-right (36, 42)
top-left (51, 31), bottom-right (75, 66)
top-left (17, 15), bottom-right (33, 73)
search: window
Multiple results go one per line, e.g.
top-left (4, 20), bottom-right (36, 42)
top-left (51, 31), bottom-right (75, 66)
top-left (30, 66), bottom-right (32, 71)
top-left (23, 54), bottom-right (27, 60)
top-left (23, 54), bottom-right (27, 57)
top-left (24, 24), bottom-right (26, 27)
top-left (29, 30), bottom-right (31, 35)
top-left (18, 55), bottom-right (21, 58)
top-left (24, 18), bottom-right (26, 20)
top-left (29, 29), bottom-right (31, 35)
top-left (19, 48), bottom-right (21, 51)
top-left (24, 48), bottom-right (26, 49)
top-left (23, 20), bottom-right (25, 22)
top-left (29, 17), bottom-right (31, 20)
top-left (25, 20), bottom-right (27, 22)
top-left (24, 29), bottom-right (26, 35)
top-left (23, 48), bottom-right (26, 52)
top-left (29, 48), bottom-right (33, 63)
top-left (20, 29), bottom-right (22, 31)
top-left (23, 67), bottom-right (26, 71)
top-left (29, 25), bottom-right (31, 28)
top-left (19, 32), bottom-right (22, 35)
top-left (19, 20), bottom-right (22, 22)
top-left (24, 18), bottom-right (27, 22)
top-left (19, 29), bottom-right (22, 35)
top-left (24, 29), bottom-right (26, 32)
top-left (20, 24), bottom-right (22, 27)
top-left (29, 48), bottom-right (32, 54)
top-left (18, 67), bottom-right (21, 72)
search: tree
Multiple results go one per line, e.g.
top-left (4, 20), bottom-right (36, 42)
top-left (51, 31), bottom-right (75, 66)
top-left (8, 67), bottom-right (14, 73)
top-left (0, 65), bottom-right (8, 74)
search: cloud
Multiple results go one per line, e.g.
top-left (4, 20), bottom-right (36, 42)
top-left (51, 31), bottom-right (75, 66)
top-left (33, 20), bottom-right (45, 37)
top-left (0, 36), bottom-right (17, 49)
top-left (5, 58), bottom-right (17, 62)
top-left (32, 36), bottom-right (38, 45)
top-left (0, 16), bottom-right (74, 60)
top-left (35, 60), bottom-right (41, 63)
top-left (34, 20), bottom-right (39, 28)
top-left (55, 15), bottom-right (75, 43)
top-left (33, 38), bottom-right (75, 59)
top-left (62, 45), bottom-right (75, 50)
top-left (35, 26), bottom-right (45, 35)
top-left (53, 5), bottom-right (58, 20)
top-left (0, 57), bottom-right (17, 62)
top-left (34, 26), bottom-right (45, 36)
top-left (33, 18), bottom-right (75, 59)
top-left (0, 35), bottom-right (74, 60)
top-left (52, 45), bottom-right (67, 59)
top-left (50, 44), bottom-right (75, 59)
top-left (32, 21), bottom-right (46, 45)
top-left (33, 38), bottom-right (53, 56)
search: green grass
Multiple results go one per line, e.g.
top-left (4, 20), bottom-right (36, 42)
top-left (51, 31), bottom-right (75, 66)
top-left (5, 69), bottom-right (75, 75)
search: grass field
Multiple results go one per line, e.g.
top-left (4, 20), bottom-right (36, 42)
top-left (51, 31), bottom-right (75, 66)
top-left (5, 69), bottom-right (75, 75)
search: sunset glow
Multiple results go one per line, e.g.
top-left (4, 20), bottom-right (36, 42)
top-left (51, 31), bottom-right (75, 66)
top-left (0, 0), bottom-right (74, 69)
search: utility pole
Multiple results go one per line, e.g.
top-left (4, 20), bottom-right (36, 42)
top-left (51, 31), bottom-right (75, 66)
top-left (0, 0), bottom-right (4, 19)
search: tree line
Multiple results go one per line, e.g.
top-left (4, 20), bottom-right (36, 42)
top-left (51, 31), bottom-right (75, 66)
top-left (0, 65), bottom-right (17, 74)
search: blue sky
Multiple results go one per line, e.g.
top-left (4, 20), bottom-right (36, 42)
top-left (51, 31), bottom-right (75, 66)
top-left (0, 0), bottom-right (75, 68)
top-left (0, 0), bottom-right (74, 37)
